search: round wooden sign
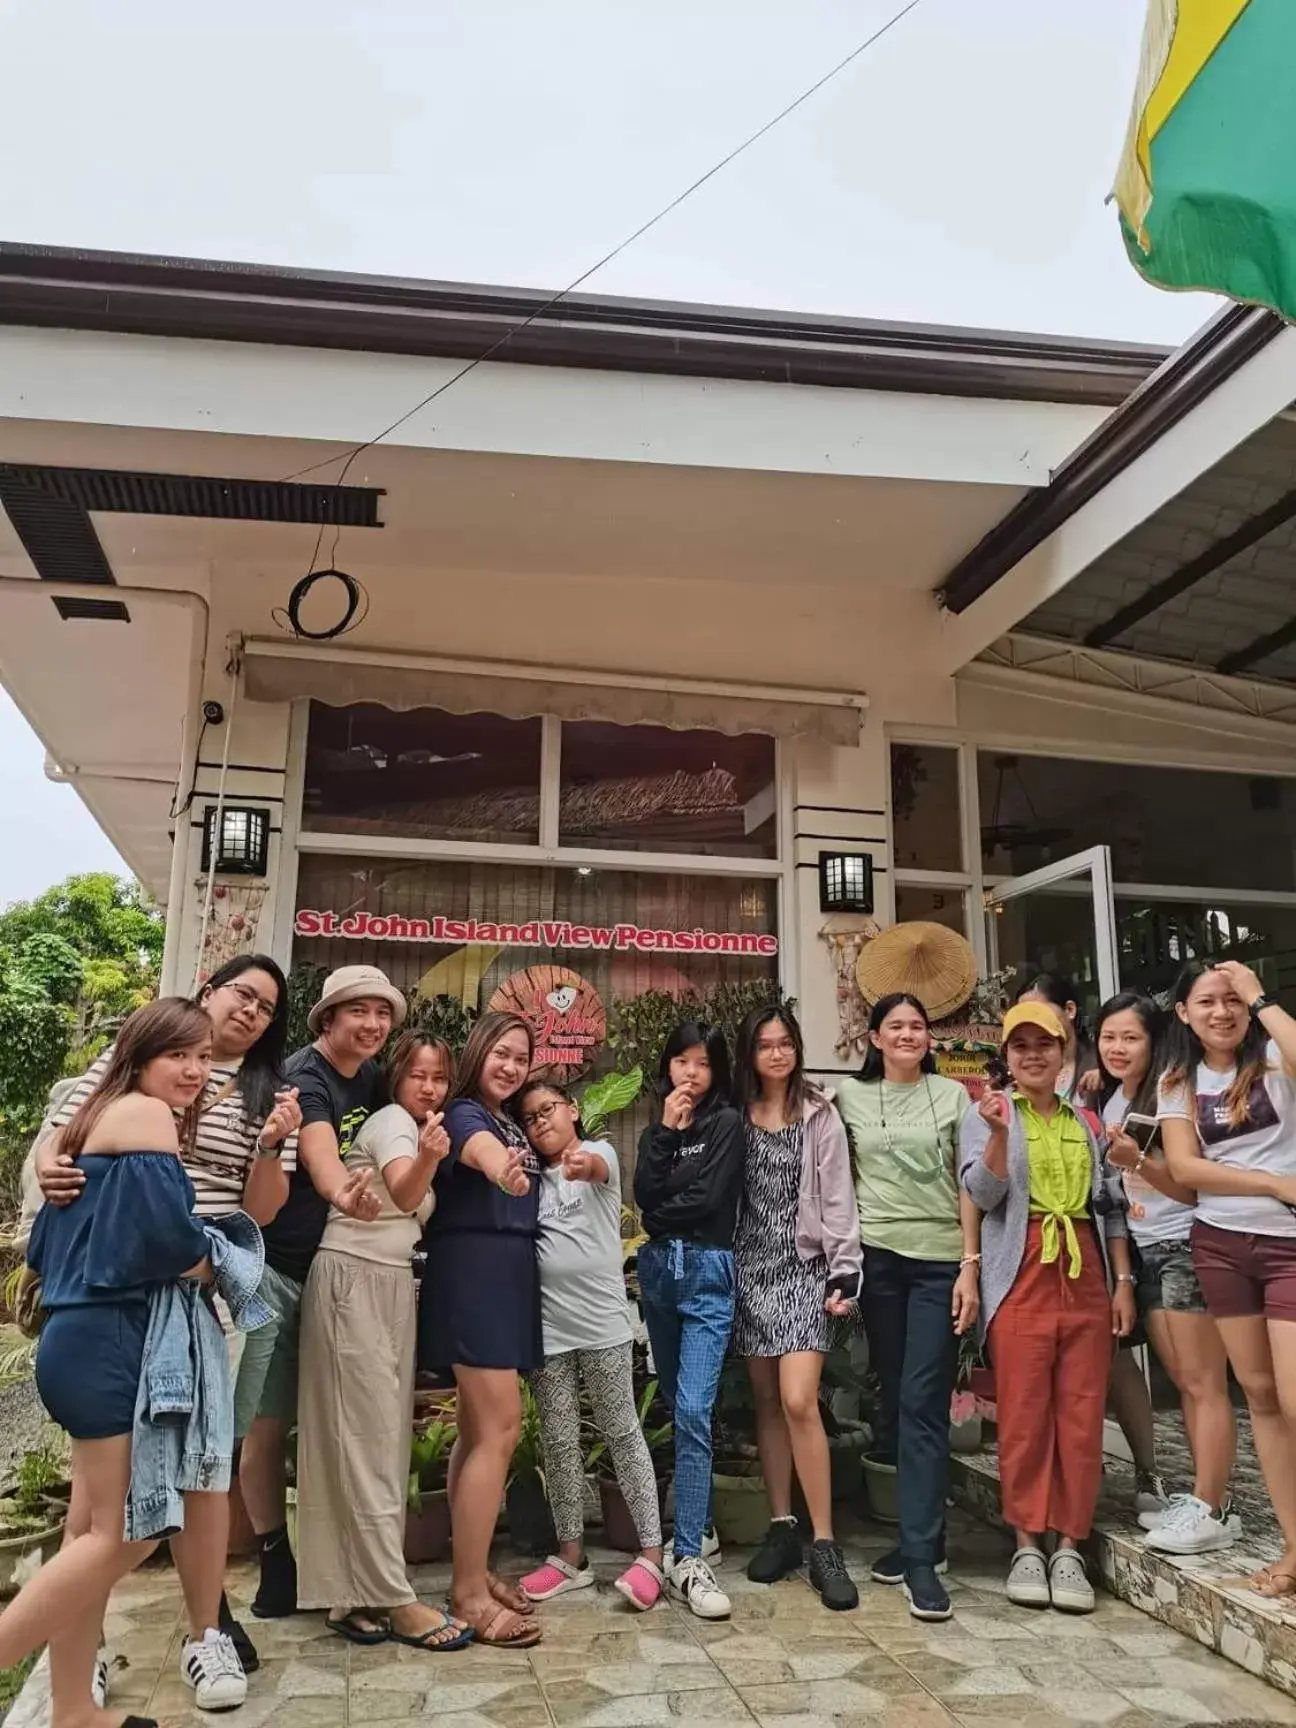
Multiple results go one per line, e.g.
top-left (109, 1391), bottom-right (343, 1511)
top-left (488, 965), bottom-right (606, 1077)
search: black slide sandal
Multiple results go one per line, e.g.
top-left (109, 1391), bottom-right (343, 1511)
top-left (327, 1609), bottom-right (390, 1645)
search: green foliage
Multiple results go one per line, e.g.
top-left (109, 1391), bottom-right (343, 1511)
top-left (13, 1433), bottom-right (65, 1511)
top-left (508, 1381), bottom-right (546, 1487)
top-left (605, 981), bottom-right (795, 1082)
top-left (0, 1653), bottom-right (36, 1709)
top-left (406, 992), bottom-right (477, 1052)
top-left (0, 874), bottom-right (163, 1141)
top-left (577, 1065), bottom-right (643, 1140)
top-left (284, 963), bottom-right (328, 1056)
top-left (407, 1418), bottom-right (455, 1508)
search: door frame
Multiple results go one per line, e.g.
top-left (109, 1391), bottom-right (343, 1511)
top-left (984, 845), bottom-right (1120, 1002)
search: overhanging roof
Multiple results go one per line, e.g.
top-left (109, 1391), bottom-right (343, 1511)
top-left (0, 241), bottom-right (1166, 406)
top-left (936, 302), bottom-right (1288, 616)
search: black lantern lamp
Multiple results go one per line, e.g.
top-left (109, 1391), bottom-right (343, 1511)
top-left (818, 851), bottom-right (873, 915)
top-left (202, 805), bottom-right (271, 876)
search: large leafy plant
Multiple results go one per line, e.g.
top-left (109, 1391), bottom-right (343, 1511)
top-left (577, 1065), bottom-right (643, 1139)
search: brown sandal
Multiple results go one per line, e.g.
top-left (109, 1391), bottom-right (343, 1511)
top-left (487, 1572), bottom-right (530, 1614)
top-left (1252, 1567), bottom-right (1296, 1599)
top-left (472, 1604), bottom-right (542, 1648)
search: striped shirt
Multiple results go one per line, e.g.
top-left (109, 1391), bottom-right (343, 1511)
top-left (44, 1048), bottom-right (298, 1217)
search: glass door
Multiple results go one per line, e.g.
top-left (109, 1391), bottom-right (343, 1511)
top-left (985, 845), bottom-right (1119, 1018)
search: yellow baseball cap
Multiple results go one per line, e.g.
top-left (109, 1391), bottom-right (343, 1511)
top-left (1001, 1001), bottom-right (1066, 1043)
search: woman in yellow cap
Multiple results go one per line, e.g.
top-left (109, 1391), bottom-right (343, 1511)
top-left (959, 1000), bottom-right (1135, 1614)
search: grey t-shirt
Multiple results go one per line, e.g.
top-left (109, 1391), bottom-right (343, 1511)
top-left (535, 1139), bottom-right (632, 1356)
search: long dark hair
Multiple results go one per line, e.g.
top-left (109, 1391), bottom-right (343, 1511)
top-left (62, 998), bottom-right (212, 1162)
top-left (1163, 961), bottom-right (1270, 1128)
top-left (1094, 991), bottom-right (1164, 1118)
top-left (451, 1011), bottom-right (534, 1106)
top-left (858, 993), bottom-right (937, 1081)
top-left (657, 1019), bottom-right (732, 1121)
top-left (733, 1003), bottom-right (806, 1116)
top-left (198, 953), bottom-right (289, 1121)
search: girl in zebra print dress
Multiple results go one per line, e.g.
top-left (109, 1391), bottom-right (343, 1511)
top-left (732, 1004), bottom-right (861, 1610)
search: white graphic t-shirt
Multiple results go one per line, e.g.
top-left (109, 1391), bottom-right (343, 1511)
top-left (535, 1139), bottom-right (633, 1356)
top-left (1103, 1089), bottom-right (1192, 1246)
top-left (1157, 1041), bottom-right (1296, 1238)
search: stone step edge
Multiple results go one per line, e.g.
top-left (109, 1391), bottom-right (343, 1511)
top-left (947, 1452), bottom-right (1296, 1702)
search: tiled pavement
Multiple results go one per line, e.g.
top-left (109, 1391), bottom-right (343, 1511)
top-left (10, 1509), bottom-right (1296, 1728)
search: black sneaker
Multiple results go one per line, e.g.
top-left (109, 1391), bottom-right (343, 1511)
top-left (809, 1539), bottom-right (859, 1611)
top-left (903, 1562), bottom-right (952, 1622)
top-left (250, 1526), bottom-right (297, 1619)
top-left (870, 1539), bottom-right (948, 1586)
top-left (219, 1591), bottom-right (260, 1673)
top-left (746, 1518), bottom-right (802, 1584)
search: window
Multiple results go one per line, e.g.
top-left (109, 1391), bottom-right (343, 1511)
top-left (891, 744), bottom-right (961, 871)
top-left (292, 855), bottom-right (779, 1009)
top-left (894, 884), bottom-right (966, 935)
top-left (979, 752), bottom-right (1296, 892)
top-left (301, 703), bottom-right (541, 845)
top-left (558, 722), bottom-right (776, 858)
top-left (1116, 897), bottom-right (1296, 998)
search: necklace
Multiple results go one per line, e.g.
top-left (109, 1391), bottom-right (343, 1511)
top-left (874, 1075), bottom-right (940, 1156)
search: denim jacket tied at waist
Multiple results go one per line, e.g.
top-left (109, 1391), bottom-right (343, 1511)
top-left (126, 1211), bottom-right (272, 1542)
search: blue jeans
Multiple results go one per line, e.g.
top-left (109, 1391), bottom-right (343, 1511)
top-left (637, 1239), bottom-right (734, 1559)
top-left (864, 1247), bottom-right (959, 1564)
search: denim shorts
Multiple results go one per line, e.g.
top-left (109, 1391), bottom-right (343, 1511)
top-left (1133, 1237), bottom-right (1207, 1317)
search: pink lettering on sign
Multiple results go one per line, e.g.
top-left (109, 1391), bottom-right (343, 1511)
top-left (293, 907), bottom-right (778, 956)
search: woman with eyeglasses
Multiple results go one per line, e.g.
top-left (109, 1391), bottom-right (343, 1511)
top-left (836, 993), bottom-right (980, 1623)
top-left (516, 1081), bottom-right (666, 1613)
top-left (732, 1004), bottom-right (861, 1612)
top-left (30, 954), bottom-right (300, 1697)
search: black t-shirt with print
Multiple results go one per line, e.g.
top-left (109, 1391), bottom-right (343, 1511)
top-left (261, 1046), bottom-right (385, 1282)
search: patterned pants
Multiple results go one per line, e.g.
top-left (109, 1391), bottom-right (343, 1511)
top-left (531, 1342), bottom-right (662, 1549)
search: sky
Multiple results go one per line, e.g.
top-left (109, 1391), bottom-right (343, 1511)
top-left (0, 0), bottom-right (1220, 909)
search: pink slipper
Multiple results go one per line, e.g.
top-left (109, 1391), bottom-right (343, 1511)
top-left (521, 1556), bottom-right (594, 1601)
top-left (614, 1557), bottom-right (664, 1611)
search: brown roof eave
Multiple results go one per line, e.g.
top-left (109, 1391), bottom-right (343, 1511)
top-left (0, 241), bottom-right (1166, 406)
top-left (937, 300), bottom-right (1287, 615)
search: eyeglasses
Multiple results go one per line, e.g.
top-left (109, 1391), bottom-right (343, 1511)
top-left (225, 981), bottom-right (277, 1022)
top-left (520, 1100), bottom-right (563, 1129)
top-left (756, 1038), bottom-right (796, 1056)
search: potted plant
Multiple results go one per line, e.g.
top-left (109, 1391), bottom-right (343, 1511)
top-left (505, 1383), bottom-right (556, 1557)
top-left (710, 1359), bottom-right (770, 1547)
top-left (0, 1435), bottom-right (67, 1596)
top-left (591, 1378), bottom-right (672, 1553)
top-left (405, 1418), bottom-right (455, 1564)
top-left (949, 1333), bottom-right (985, 1454)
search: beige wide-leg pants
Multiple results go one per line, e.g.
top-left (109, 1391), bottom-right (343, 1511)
top-left (296, 1247), bottom-right (417, 1611)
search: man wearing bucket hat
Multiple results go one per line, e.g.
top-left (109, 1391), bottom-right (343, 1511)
top-left (239, 965), bottom-right (403, 1620)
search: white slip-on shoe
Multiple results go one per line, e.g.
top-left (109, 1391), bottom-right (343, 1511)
top-left (1005, 1546), bottom-right (1050, 1609)
top-left (1047, 1549), bottom-right (1095, 1615)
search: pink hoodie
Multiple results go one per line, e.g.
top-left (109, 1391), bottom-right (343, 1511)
top-left (795, 1086), bottom-right (863, 1301)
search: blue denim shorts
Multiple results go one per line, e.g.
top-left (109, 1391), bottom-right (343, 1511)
top-left (1133, 1237), bottom-right (1207, 1316)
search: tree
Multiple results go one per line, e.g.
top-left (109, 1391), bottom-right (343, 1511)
top-left (0, 873), bottom-right (164, 1142)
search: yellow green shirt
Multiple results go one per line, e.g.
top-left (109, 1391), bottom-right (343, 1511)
top-left (1016, 1093), bottom-right (1092, 1277)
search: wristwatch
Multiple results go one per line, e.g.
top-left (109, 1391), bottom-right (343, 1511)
top-left (254, 1137), bottom-right (283, 1160)
top-left (1251, 993), bottom-right (1278, 1015)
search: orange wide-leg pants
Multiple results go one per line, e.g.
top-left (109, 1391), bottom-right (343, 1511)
top-left (989, 1218), bottom-right (1113, 1541)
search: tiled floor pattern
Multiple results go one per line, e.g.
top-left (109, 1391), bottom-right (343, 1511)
top-left (948, 1415), bottom-right (1296, 1703)
top-left (10, 1511), bottom-right (1296, 1728)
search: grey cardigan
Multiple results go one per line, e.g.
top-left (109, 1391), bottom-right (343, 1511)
top-left (958, 1099), bottom-right (1127, 1338)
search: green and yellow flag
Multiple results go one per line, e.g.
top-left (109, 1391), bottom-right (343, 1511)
top-left (1114, 1), bottom-right (1296, 318)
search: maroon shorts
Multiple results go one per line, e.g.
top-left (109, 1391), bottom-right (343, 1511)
top-left (1190, 1220), bottom-right (1296, 1322)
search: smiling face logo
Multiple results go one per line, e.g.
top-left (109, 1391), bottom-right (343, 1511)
top-left (546, 985), bottom-right (578, 1014)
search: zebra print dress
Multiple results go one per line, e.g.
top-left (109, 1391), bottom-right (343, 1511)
top-left (733, 1120), bottom-right (828, 1357)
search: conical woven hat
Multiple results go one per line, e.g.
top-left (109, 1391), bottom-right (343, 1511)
top-left (855, 921), bottom-right (978, 1023)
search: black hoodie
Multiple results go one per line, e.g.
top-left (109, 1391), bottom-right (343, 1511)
top-left (633, 1099), bottom-right (743, 1249)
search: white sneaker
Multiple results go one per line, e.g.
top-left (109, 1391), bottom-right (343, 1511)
top-left (1005, 1545), bottom-right (1050, 1609)
top-left (667, 1555), bottom-right (731, 1620)
top-left (181, 1628), bottom-right (248, 1711)
top-left (1143, 1494), bottom-right (1241, 1555)
top-left (91, 1647), bottom-right (109, 1707)
top-left (666, 1527), bottom-right (721, 1579)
